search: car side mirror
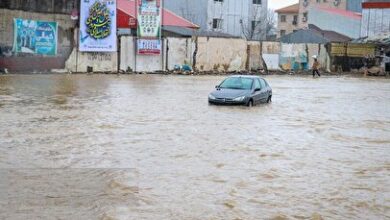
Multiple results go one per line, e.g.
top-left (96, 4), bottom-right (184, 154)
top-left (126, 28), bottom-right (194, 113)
top-left (215, 85), bottom-right (220, 89)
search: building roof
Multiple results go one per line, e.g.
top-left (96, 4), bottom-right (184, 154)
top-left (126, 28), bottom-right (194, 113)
top-left (280, 25), bottom-right (351, 44)
top-left (162, 26), bottom-right (238, 38)
top-left (275, 3), bottom-right (299, 14)
top-left (194, 30), bottom-right (238, 38)
top-left (353, 33), bottom-right (390, 44)
top-left (163, 8), bottom-right (199, 29)
top-left (117, 0), bottom-right (199, 29)
top-left (162, 26), bottom-right (194, 37)
top-left (309, 24), bottom-right (353, 42)
top-left (314, 6), bottom-right (362, 20)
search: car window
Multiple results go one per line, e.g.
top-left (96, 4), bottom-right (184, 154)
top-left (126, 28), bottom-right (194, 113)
top-left (219, 77), bottom-right (253, 90)
top-left (254, 79), bottom-right (261, 89)
top-left (264, 79), bottom-right (269, 87)
top-left (260, 79), bottom-right (266, 89)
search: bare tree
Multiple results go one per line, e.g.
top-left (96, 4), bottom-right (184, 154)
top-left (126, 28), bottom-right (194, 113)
top-left (179, 0), bottom-right (203, 30)
top-left (241, 8), bottom-right (276, 41)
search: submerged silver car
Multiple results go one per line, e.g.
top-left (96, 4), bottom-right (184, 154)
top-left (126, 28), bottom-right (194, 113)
top-left (208, 75), bottom-right (272, 107)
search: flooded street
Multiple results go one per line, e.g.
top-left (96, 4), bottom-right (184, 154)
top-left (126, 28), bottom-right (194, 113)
top-left (0, 74), bottom-right (389, 219)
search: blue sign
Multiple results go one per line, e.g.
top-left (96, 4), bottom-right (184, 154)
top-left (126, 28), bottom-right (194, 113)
top-left (13, 18), bottom-right (58, 56)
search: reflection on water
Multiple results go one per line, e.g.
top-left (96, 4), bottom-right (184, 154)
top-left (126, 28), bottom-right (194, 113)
top-left (0, 75), bottom-right (389, 219)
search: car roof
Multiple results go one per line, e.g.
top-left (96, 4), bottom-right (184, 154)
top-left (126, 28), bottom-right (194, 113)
top-left (229, 75), bottom-right (262, 79)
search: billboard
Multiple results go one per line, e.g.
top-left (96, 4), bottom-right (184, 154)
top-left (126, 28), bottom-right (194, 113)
top-left (13, 18), bottom-right (58, 56)
top-left (137, 0), bottom-right (161, 38)
top-left (137, 0), bottom-right (162, 55)
top-left (79, 0), bottom-right (117, 52)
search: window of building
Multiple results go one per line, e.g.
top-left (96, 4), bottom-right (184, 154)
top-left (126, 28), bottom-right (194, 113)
top-left (212, 18), bottom-right (223, 29)
top-left (303, 12), bottom-right (308, 22)
top-left (280, 15), bottom-right (286, 22)
top-left (0, 16), bottom-right (5, 31)
top-left (280, 30), bottom-right (286, 36)
top-left (316, 0), bottom-right (321, 3)
top-left (0, 0), bottom-right (11, 8)
top-left (214, 0), bottom-right (223, 2)
top-left (253, 0), bottom-right (262, 5)
top-left (293, 15), bottom-right (298, 25)
top-left (251, 20), bottom-right (261, 31)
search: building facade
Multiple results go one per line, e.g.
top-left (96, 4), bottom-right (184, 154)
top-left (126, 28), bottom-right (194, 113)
top-left (164, 0), bottom-right (268, 40)
top-left (275, 4), bottom-right (299, 38)
top-left (308, 7), bottom-right (362, 39)
top-left (361, 0), bottom-right (390, 37)
top-left (297, 0), bottom-right (362, 28)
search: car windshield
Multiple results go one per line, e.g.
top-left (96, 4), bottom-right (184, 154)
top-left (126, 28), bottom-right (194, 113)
top-left (219, 77), bottom-right (253, 90)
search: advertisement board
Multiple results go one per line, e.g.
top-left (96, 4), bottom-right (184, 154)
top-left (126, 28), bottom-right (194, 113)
top-left (137, 0), bottom-right (162, 55)
top-left (79, 0), bottom-right (117, 52)
top-left (137, 39), bottom-right (161, 55)
top-left (13, 18), bottom-right (58, 56)
top-left (137, 0), bottom-right (161, 38)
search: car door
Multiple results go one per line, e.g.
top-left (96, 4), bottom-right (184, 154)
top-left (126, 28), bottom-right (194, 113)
top-left (259, 79), bottom-right (268, 103)
top-left (252, 79), bottom-right (262, 104)
top-left (263, 79), bottom-right (272, 99)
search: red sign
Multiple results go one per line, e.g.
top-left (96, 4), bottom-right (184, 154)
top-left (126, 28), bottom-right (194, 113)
top-left (362, 2), bottom-right (390, 9)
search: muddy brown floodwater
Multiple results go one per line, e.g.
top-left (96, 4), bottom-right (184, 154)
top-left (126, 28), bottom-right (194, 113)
top-left (0, 74), bottom-right (389, 220)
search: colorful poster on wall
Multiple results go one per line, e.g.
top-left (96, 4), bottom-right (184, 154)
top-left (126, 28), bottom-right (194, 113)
top-left (13, 18), bottom-right (58, 56)
top-left (137, 0), bottom-right (161, 38)
top-left (79, 0), bottom-right (117, 52)
top-left (137, 39), bottom-right (161, 55)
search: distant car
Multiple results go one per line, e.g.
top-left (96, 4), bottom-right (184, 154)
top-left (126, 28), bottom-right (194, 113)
top-left (208, 75), bottom-right (272, 107)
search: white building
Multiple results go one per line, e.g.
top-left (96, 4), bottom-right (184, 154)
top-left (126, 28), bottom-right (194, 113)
top-left (164, 0), bottom-right (268, 40)
top-left (361, 0), bottom-right (390, 38)
top-left (308, 6), bottom-right (362, 39)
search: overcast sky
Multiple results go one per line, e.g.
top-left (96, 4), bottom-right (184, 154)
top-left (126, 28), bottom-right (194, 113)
top-left (269, 0), bottom-right (299, 10)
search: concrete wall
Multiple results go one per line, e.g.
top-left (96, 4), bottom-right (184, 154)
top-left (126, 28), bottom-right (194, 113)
top-left (262, 41), bottom-right (280, 54)
top-left (248, 41), bottom-right (261, 71)
top-left (261, 41), bottom-right (281, 70)
top-left (0, 9), bottom-right (74, 57)
top-left (280, 43), bottom-right (329, 71)
top-left (196, 37), bottom-right (247, 71)
top-left (319, 44), bottom-right (331, 72)
top-left (65, 49), bottom-right (118, 73)
top-left (0, 0), bottom-right (79, 14)
top-left (119, 36), bottom-right (167, 72)
top-left (119, 36), bottom-right (263, 73)
top-left (166, 37), bottom-right (193, 70)
top-left (120, 36), bottom-right (136, 72)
